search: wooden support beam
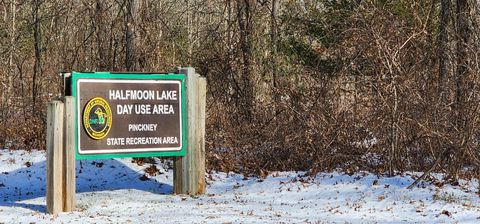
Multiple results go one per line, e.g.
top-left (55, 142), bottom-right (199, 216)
top-left (173, 67), bottom-right (206, 195)
top-left (46, 100), bottom-right (64, 215)
top-left (186, 69), bottom-right (198, 195)
top-left (173, 156), bottom-right (186, 194)
top-left (195, 76), bottom-right (207, 195)
top-left (63, 96), bottom-right (76, 212)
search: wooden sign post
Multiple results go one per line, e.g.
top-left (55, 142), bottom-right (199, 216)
top-left (63, 96), bottom-right (76, 212)
top-left (46, 68), bottom-right (206, 215)
top-left (173, 68), bottom-right (207, 195)
top-left (46, 100), bottom-right (64, 214)
top-left (46, 95), bottom-right (76, 214)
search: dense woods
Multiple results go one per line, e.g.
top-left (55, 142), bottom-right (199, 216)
top-left (1, 0), bottom-right (480, 180)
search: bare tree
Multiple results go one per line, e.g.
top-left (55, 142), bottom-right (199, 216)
top-left (236, 0), bottom-right (255, 121)
top-left (125, 0), bottom-right (138, 71)
top-left (31, 0), bottom-right (41, 114)
top-left (455, 0), bottom-right (469, 120)
top-left (437, 0), bottom-right (450, 96)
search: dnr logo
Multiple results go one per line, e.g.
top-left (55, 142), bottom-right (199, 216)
top-left (83, 97), bottom-right (112, 140)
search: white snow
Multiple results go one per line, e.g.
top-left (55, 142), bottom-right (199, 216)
top-left (1, 149), bottom-right (480, 223)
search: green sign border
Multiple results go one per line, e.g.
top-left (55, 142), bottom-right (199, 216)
top-left (71, 71), bottom-right (187, 160)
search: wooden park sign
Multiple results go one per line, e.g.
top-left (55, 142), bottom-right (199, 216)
top-left (73, 73), bottom-right (186, 159)
top-left (46, 68), bottom-right (206, 215)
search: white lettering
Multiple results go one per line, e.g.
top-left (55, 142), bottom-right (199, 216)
top-left (153, 104), bottom-right (174, 114)
top-left (117, 104), bottom-right (133, 114)
top-left (107, 138), bottom-right (125, 146)
top-left (128, 124), bottom-right (158, 132)
top-left (109, 90), bottom-right (155, 100)
top-left (134, 104), bottom-right (151, 114)
top-left (156, 90), bottom-right (178, 100)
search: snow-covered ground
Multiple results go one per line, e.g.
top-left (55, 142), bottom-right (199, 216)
top-left (1, 149), bottom-right (479, 223)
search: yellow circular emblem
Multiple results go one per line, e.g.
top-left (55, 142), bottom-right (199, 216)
top-left (83, 97), bottom-right (112, 140)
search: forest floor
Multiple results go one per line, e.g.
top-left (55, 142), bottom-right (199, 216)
top-left (0, 149), bottom-right (479, 223)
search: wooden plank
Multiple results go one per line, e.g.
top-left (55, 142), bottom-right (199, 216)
top-left (195, 77), bottom-right (207, 194)
top-left (63, 96), bottom-right (76, 212)
top-left (173, 156), bottom-right (185, 194)
top-left (174, 68), bottom-right (192, 194)
top-left (46, 100), bottom-right (64, 215)
top-left (174, 67), bottom-right (203, 195)
top-left (187, 70), bottom-right (198, 195)
top-left (62, 73), bottom-right (72, 96)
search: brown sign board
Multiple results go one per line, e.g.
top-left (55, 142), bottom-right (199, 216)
top-left (72, 72), bottom-right (186, 159)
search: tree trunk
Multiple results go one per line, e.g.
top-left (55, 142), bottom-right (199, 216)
top-left (125, 0), bottom-right (137, 71)
top-left (7, 0), bottom-right (16, 111)
top-left (236, 0), bottom-right (255, 121)
top-left (32, 0), bottom-right (41, 114)
top-left (187, 0), bottom-right (193, 59)
top-left (270, 0), bottom-right (278, 89)
top-left (95, 0), bottom-right (107, 70)
top-left (437, 0), bottom-right (450, 97)
top-left (451, 0), bottom-right (469, 180)
top-left (455, 0), bottom-right (469, 125)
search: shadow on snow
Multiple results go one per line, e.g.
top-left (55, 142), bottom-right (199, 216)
top-left (0, 159), bottom-right (172, 213)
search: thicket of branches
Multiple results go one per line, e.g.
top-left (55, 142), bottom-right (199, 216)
top-left (1, 0), bottom-right (480, 179)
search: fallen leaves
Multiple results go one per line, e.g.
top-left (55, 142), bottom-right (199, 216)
top-left (377, 195), bottom-right (385, 201)
top-left (441, 210), bottom-right (452, 217)
top-left (144, 165), bottom-right (160, 176)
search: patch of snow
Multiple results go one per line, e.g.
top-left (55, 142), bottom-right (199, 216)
top-left (0, 149), bottom-right (479, 223)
